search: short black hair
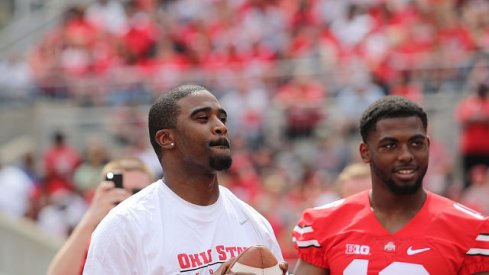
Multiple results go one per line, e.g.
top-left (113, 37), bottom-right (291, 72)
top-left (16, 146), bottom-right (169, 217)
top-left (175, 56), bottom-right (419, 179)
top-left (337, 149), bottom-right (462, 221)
top-left (359, 96), bottom-right (428, 142)
top-left (148, 84), bottom-right (208, 159)
top-left (53, 131), bottom-right (65, 145)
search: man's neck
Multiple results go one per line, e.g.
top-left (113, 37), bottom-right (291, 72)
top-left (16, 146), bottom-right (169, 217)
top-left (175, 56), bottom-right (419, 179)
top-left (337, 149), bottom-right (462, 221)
top-left (163, 171), bottom-right (220, 206)
top-left (369, 189), bottom-right (427, 234)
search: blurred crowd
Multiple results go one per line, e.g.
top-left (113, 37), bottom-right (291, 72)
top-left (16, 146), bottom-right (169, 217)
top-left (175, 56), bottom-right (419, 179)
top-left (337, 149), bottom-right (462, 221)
top-left (1, 0), bottom-right (489, 265)
top-left (1, 0), bottom-right (489, 105)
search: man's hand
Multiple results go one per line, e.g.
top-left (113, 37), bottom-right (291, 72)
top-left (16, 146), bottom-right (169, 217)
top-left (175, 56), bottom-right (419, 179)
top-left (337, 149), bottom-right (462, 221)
top-left (83, 181), bottom-right (131, 227)
top-left (279, 261), bottom-right (288, 274)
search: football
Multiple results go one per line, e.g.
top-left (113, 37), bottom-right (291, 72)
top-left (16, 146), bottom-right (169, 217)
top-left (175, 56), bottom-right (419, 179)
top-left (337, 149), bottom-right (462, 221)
top-left (229, 245), bottom-right (282, 275)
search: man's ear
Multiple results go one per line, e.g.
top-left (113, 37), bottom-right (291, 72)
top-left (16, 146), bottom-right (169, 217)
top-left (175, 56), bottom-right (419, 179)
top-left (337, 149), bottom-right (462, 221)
top-left (155, 129), bottom-right (175, 149)
top-left (359, 143), bottom-right (370, 163)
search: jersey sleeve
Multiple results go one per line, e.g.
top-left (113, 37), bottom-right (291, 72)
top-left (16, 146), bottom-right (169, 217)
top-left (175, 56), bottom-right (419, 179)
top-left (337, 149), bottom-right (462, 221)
top-left (292, 207), bottom-right (329, 269)
top-left (459, 217), bottom-right (489, 275)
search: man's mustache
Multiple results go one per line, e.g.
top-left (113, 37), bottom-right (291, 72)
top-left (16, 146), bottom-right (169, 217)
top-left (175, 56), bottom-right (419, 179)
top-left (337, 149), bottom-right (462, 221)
top-left (209, 139), bottom-right (230, 148)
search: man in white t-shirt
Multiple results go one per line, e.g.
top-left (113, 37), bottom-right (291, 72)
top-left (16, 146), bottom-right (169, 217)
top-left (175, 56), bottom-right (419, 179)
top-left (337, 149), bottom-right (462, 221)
top-left (83, 84), bottom-right (286, 274)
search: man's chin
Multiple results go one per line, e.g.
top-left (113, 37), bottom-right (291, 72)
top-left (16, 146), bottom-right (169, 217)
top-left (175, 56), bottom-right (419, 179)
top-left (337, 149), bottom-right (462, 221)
top-left (387, 181), bottom-right (422, 195)
top-left (210, 155), bottom-right (233, 171)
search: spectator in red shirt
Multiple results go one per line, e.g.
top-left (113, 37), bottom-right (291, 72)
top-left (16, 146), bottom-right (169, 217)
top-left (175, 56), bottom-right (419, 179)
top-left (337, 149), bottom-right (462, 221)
top-left (43, 131), bottom-right (82, 194)
top-left (274, 73), bottom-right (326, 139)
top-left (456, 81), bottom-right (489, 188)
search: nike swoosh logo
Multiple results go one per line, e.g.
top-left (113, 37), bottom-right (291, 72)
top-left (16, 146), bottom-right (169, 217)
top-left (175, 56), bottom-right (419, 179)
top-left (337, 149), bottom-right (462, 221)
top-left (407, 246), bottom-right (430, 255)
top-left (239, 218), bottom-right (248, 225)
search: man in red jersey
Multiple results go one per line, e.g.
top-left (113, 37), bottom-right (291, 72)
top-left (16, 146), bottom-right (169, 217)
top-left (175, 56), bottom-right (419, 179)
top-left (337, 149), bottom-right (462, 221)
top-left (292, 96), bottom-right (489, 275)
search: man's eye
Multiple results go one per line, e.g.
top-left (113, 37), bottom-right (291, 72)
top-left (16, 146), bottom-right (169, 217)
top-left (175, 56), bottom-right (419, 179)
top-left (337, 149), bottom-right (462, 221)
top-left (219, 116), bottom-right (227, 123)
top-left (412, 141), bottom-right (425, 148)
top-left (383, 143), bottom-right (395, 149)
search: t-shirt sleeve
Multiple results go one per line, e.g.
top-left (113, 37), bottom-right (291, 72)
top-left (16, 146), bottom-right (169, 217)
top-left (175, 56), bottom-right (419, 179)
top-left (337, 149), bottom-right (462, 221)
top-left (241, 201), bottom-right (285, 262)
top-left (261, 217), bottom-right (285, 262)
top-left (82, 214), bottom-right (136, 275)
top-left (292, 208), bottom-right (329, 269)
top-left (459, 217), bottom-right (489, 275)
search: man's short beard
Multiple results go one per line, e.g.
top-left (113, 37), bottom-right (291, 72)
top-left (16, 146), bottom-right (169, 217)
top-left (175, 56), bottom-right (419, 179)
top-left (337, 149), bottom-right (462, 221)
top-left (210, 155), bottom-right (232, 171)
top-left (385, 176), bottom-right (423, 195)
top-left (371, 159), bottom-right (427, 195)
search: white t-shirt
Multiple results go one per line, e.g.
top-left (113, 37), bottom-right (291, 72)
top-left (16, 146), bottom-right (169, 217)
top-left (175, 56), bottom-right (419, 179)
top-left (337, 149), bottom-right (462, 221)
top-left (83, 179), bottom-right (283, 275)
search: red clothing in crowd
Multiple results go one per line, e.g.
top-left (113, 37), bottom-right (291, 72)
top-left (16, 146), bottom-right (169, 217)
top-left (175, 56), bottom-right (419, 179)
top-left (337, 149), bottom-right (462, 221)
top-left (43, 143), bottom-right (82, 193)
top-left (456, 94), bottom-right (489, 154)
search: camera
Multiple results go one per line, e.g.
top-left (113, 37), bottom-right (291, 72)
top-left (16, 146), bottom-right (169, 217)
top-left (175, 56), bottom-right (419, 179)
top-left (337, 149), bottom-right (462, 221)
top-left (106, 172), bottom-right (123, 188)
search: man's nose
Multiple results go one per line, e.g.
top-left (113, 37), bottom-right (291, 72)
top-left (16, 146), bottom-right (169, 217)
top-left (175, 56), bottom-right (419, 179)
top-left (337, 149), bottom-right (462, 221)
top-left (213, 118), bottom-right (228, 135)
top-left (398, 144), bottom-right (414, 162)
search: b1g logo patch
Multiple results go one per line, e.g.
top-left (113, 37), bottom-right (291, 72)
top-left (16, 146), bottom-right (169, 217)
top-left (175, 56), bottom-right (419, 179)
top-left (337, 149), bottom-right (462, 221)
top-left (345, 244), bottom-right (370, 255)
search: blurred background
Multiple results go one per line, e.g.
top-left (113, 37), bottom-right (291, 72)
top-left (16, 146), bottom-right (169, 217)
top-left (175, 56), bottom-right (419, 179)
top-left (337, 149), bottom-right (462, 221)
top-left (1, 0), bottom-right (489, 274)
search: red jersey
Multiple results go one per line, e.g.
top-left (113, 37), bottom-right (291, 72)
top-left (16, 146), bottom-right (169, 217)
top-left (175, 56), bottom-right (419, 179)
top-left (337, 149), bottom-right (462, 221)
top-left (456, 96), bottom-right (489, 154)
top-left (293, 190), bottom-right (489, 274)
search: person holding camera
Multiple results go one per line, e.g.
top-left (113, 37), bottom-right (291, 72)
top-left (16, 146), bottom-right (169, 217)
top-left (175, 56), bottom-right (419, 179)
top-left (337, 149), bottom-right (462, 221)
top-left (47, 157), bottom-right (154, 275)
